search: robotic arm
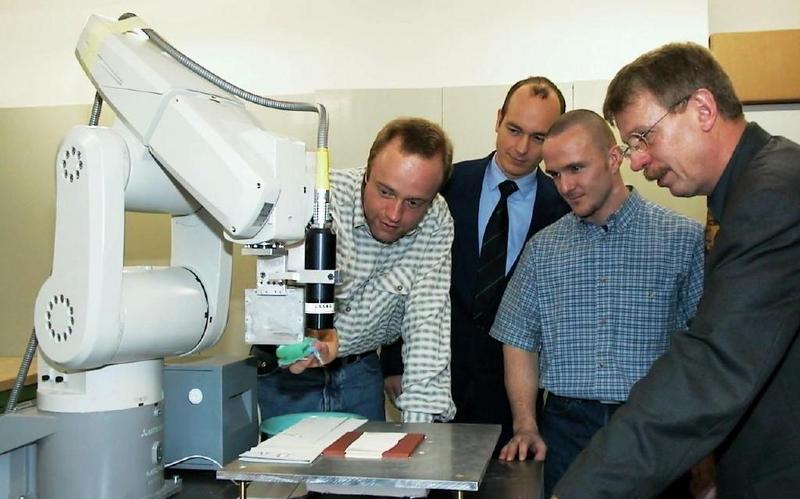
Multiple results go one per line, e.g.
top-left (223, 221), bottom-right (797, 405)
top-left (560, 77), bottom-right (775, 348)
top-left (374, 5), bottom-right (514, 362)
top-left (36, 13), bottom-right (330, 375)
top-left (28, 14), bottom-right (334, 498)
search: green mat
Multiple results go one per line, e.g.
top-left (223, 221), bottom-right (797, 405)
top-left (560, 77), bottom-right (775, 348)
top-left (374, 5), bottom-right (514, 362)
top-left (260, 411), bottom-right (364, 436)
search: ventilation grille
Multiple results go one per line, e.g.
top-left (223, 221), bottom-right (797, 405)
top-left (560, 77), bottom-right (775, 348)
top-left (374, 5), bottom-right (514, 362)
top-left (60, 145), bottom-right (85, 183)
top-left (45, 293), bottom-right (76, 343)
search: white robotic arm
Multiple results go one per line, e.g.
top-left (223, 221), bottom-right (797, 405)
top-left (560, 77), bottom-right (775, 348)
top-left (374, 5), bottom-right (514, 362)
top-left (27, 16), bottom-right (335, 498)
top-left (76, 14), bottom-right (314, 243)
top-left (29, 13), bottom-right (331, 499)
top-left (35, 14), bottom-right (316, 377)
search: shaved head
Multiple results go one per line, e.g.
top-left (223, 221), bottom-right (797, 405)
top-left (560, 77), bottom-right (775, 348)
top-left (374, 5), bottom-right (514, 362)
top-left (546, 109), bottom-right (617, 153)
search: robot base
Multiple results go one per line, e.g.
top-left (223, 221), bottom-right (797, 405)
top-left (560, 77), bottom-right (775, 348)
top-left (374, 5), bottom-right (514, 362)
top-left (37, 402), bottom-right (180, 499)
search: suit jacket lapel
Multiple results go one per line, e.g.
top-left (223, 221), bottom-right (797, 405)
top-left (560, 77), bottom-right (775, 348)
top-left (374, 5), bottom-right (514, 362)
top-left (460, 155), bottom-right (492, 296)
top-left (464, 157), bottom-right (491, 267)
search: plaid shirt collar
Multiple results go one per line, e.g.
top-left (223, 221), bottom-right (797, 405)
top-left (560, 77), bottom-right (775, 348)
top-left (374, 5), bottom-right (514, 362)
top-left (577, 186), bottom-right (641, 235)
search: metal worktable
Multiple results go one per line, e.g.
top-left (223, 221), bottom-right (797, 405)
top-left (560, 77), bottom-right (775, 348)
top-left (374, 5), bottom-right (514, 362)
top-left (178, 458), bottom-right (541, 498)
top-left (217, 422), bottom-right (522, 498)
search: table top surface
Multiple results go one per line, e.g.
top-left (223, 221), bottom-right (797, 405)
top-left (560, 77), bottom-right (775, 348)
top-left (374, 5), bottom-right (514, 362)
top-left (218, 421), bottom-right (502, 492)
top-left (178, 457), bottom-right (542, 498)
top-left (0, 357), bottom-right (37, 392)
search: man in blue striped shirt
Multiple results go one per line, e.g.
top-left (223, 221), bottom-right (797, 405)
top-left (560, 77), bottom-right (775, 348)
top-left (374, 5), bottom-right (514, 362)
top-left (490, 109), bottom-right (704, 499)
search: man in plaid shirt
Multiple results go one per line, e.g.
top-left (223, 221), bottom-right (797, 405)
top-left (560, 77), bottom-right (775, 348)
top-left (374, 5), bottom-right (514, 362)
top-left (490, 109), bottom-right (704, 499)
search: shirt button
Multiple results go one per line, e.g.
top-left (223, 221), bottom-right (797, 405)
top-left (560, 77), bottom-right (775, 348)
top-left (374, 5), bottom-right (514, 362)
top-left (599, 318), bottom-right (607, 325)
top-left (345, 306), bottom-right (352, 313)
top-left (598, 361), bottom-right (605, 368)
top-left (599, 277), bottom-right (608, 283)
top-left (396, 285), bottom-right (403, 291)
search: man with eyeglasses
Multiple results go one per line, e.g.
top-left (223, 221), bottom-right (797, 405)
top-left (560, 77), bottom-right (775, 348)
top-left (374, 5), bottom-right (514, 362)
top-left (554, 43), bottom-right (800, 499)
top-left (490, 109), bottom-right (704, 499)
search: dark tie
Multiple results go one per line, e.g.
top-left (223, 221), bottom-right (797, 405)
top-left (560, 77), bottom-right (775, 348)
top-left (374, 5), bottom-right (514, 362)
top-left (473, 180), bottom-right (519, 324)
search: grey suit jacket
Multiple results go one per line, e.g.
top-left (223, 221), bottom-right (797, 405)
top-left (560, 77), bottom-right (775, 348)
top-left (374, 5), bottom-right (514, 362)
top-left (556, 123), bottom-right (800, 498)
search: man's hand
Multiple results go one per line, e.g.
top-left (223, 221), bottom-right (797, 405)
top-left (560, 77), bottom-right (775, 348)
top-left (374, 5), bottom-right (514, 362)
top-left (690, 454), bottom-right (717, 499)
top-left (288, 328), bottom-right (339, 374)
top-left (498, 426), bottom-right (547, 462)
top-left (384, 375), bottom-right (403, 405)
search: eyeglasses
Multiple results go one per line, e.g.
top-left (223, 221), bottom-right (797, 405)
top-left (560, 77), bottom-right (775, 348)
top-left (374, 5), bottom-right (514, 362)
top-left (621, 95), bottom-right (692, 158)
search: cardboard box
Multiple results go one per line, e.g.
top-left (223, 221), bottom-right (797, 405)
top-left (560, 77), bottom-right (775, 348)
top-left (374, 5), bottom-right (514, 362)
top-left (710, 30), bottom-right (800, 104)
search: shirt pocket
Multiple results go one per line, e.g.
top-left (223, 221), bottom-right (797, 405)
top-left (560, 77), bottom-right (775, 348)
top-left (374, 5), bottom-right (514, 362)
top-left (367, 269), bottom-right (414, 339)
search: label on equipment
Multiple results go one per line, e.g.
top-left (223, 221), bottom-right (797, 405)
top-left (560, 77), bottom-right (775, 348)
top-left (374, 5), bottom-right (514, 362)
top-left (305, 302), bottom-right (334, 314)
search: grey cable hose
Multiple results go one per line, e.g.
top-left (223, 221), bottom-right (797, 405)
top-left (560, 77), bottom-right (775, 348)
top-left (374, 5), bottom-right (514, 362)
top-left (4, 329), bottom-right (38, 413)
top-left (138, 24), bottom-right (329, 150)
top-left (89, 92), bottom-right (103, 126)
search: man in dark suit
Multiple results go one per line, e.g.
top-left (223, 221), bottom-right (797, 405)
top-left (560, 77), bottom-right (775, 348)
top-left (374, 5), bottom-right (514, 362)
top-left (555, 43), bottom-right (800, 499)
top-left (382, 76), bottom-right (570, 452)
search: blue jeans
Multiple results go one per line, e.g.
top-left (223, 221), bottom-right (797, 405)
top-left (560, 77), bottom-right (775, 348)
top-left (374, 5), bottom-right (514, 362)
top-left (257, 351), bottom-right (386, 422)
top-left (540, 394), bottom-right (621, 499)
top-left (540, 394), bottom-right (690, 499)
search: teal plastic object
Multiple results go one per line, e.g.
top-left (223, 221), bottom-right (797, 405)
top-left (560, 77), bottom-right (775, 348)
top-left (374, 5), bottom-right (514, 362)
top-left (260, 411), bottom-right (365, 436)
top-left (276, 337), bottom-right (318, 366)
